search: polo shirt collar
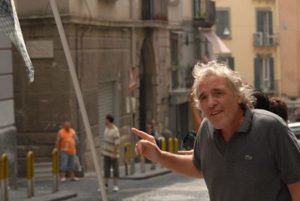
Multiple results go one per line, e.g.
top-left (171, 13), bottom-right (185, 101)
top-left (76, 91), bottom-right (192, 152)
top-left (213, 107), bottom-right (253, 135)
top-left (236, 108), bottom-right (253, 134)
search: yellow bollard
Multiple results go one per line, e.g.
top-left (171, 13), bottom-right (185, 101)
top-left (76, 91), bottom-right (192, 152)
top-left (124, 143), bottom-right (132, 176)
top-left (52, 148), bottom-right (59, 192)
top-left (0, 153), bottom-right (9, 201)
top-left (168, 138), bottom-right (174, 153)
top-left (160, 137), bottom-right (166, 151)
top-left (26, 151), bottom-right (35, 198)
top-left (174, 137), bottom-right (179, 153)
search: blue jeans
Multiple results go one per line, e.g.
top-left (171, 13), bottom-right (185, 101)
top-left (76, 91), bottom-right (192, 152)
top-left (60, 152), bottom-right (75, 171)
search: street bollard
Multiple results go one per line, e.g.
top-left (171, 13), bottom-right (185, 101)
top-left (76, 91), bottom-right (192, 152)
top-left (140, 155), bottom-right (145, 173)
top-left (160, 137), bottom-right (166, 151)
top-left (52, 148), bottom-right (59, 193)
top-left (26, 151), bottom-right (35, 198)
top-left (124, 143), bottom-right (132, 176)
top-left (0, 153), bottom-right (9, 201)
top-left (168, 138), bottom-right (174, 153)
top-left (174, 137), bottom-right (179, 153)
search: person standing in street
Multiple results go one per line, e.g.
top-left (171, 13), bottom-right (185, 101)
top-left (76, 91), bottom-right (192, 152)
top-left (132, 61), bottom-right (300, 201)
top-left (56, 121), bottom-right (79, 182)
top-left (103, 114), bottom-right (120, 192)
top-left (147, 119), bottom-right (160, 170)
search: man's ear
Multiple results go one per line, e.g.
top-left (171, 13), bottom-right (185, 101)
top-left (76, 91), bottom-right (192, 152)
top-left (237, 94), bottom-right (243, 104)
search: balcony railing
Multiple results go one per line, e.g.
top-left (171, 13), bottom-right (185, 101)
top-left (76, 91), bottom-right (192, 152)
top-left (256, 80), bottom-right (278, 94)
top-left (171, 66), bottom-right (194, 90)
top-left (142, 0), bottom-right (168, 21)
top-left (193, 0), bottom-right (215, 28)
top-left (253, 32), bottom-right (279, 47)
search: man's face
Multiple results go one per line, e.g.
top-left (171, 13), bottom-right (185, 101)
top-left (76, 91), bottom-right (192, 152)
top-left (105, 118), bottom-right (110, 127)
top-left (198, 75), bottom-right (242, 130)
top-left (63, 121), bottom-right (71, 130)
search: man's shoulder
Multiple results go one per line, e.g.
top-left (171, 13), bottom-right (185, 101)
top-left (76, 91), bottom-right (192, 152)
top-left (252, 109), bottom-right (286, 125)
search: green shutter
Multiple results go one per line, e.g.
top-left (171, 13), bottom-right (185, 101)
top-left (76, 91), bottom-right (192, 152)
top-left (254, 56), bottom-right (262, 89)
top-left (216, 10), bottom-right (229, 37)
top-left (194, 0), bottom-right (199, 18)
top-left (268, 11), bottom-right (273, 45)
top-left (256, 10), bottom-right (263, 32)
top-left (269, 57), bottom-right (274, 90)
top-left (228, 56), bottom-right (235, 70)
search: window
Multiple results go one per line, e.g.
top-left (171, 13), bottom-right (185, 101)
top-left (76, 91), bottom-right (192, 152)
top-left (194, 0), bottom-right (208, 19)
top-left (256, 9), bottom-right (273, 45)
top-left (254, 55), bottom-right (275, 92)
top-left (195, 35), bottom-right (210, 62)
top-left (170, 32), bottom-right (179, 66)
top-left (216, 9), bottom-right (231, 38)
top-left (217, 55), bottom-right (234, 70)
top-left (142, 0), bottom-right (168, 20)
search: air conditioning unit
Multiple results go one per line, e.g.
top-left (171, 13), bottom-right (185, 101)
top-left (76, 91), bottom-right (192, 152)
top-left (253, 32), bottom-right (263, 46)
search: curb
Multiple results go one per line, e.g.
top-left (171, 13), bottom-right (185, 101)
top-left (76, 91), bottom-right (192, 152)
top-left (120, 169), bottom-right (171, 180)
top-left (12, 191), bottom-right (77, 201)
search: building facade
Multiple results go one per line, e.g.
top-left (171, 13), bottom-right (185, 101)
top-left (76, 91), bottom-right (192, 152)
top-left (278, 0), bottom-right (300, 120)
top-left (12, 0), bottom-right (216, 174)
top-left (214, 0), bottom-right (279, 95)
top-left (0, 33), bottom-right (17, 186)
top-left (214, 0), bottom-right (300, 121)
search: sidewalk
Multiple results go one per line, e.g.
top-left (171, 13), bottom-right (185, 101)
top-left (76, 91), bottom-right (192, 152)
top-left (7, 163), bottom-right (170, 201)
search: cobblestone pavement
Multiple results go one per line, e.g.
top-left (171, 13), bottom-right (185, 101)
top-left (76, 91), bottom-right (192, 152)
top-left (122, 179), bottom-right (209, 201)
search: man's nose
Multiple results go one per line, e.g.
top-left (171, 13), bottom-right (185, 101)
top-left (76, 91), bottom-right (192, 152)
top-left (207, 95), bottom-right (217, 108)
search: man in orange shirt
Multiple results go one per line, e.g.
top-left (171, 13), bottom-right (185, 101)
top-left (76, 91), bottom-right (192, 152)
top-left (56, 121), bottom-right (79, 182)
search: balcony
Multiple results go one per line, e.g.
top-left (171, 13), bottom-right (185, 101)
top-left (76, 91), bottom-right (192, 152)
top-left (253, 32), bottom-right (279, 47)
top-left (142, 0), bottom-right (168, 21)
top-left (193, 0), bottom-right (216, 28)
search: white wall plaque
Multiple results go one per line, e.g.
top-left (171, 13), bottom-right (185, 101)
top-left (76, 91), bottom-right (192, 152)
top-left (27, 40), bottom-right (54, 59)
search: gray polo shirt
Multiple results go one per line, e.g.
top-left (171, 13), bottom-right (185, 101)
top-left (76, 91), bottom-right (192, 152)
top-left (193, 108), bottom-right (300, 201)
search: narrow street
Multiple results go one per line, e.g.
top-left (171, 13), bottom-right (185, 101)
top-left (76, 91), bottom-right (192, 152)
top-left (61, 173), bottom-right (209, 201)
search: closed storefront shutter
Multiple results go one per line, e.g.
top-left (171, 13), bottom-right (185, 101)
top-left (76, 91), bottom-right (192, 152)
top-left (98, 81), bottom-right (116, 145)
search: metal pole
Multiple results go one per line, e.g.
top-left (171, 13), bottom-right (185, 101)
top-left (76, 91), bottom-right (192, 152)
top-left (1, 154), bottom-right (9, 201)
top-left (49, 1), bottom-right (108, 200)
top-left (52, 148), bottom-right (59, 193)
top-left (26, 151), bottom-right (34, 198)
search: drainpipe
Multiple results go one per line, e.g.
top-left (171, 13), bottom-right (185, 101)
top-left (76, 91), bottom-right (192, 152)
top-left (275, 0), bottom-right (281, 96)
top-left (129, 0), bottom-right (137, 174)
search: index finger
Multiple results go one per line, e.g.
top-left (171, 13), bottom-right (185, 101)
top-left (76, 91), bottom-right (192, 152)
top-left (131, 128), bottom-right (155, 142)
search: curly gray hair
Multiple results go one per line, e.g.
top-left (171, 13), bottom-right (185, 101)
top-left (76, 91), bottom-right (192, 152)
top-left (192, 60), bottom-right (254, 110)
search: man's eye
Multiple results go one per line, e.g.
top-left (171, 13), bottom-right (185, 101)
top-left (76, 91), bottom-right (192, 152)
top-left (214, 91), bottom-right (224, 96)
top-left (199, 95), bottom-right (207, 101)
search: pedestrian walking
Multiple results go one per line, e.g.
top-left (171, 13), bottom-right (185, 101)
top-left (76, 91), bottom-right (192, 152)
top-left (102, 114), bottom-right (120, 192)
top-left (56, 121), bottom-right (79, 182)
top-left (132, 61), bottom-right (300, 201)
top-left (147, 119), bottom-right (159, 170)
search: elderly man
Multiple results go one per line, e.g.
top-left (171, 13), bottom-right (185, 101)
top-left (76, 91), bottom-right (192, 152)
top-left (132, 61), bottom-right (300, 201)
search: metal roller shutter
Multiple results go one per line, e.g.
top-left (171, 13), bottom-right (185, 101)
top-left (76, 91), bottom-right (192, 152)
top-left (98, 81), bottom-right (116, 146)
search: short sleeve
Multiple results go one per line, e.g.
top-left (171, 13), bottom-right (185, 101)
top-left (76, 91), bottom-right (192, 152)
top-left (113, 128), bottom-right (120, 145)
top-left (193, 134), bottom-right (202, 172)
top-left (273, 123), bottom-right (300, 184)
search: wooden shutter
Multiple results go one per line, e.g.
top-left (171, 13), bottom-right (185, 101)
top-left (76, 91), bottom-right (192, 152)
top-left (256, 10), bottom-right (263, 33)
top-left (268, 11), bottom-right (273, 45)
top-left (254, 56), bottom-right (262, 89)
top-left (228, 56), bottom-right (234, 70)
top-left (269, 57), bottom-right (274, 90)
top-left (216, 10), bottom-right (229, 37)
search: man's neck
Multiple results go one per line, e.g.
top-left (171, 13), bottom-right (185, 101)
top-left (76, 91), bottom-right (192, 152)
top-left (107, 123), bottom-right (114, 129)
top-left (221, 109), bottom-right (245, 142)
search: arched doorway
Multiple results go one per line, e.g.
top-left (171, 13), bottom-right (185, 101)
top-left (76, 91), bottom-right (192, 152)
top-left (139, 31), bottom-right (156, 131)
